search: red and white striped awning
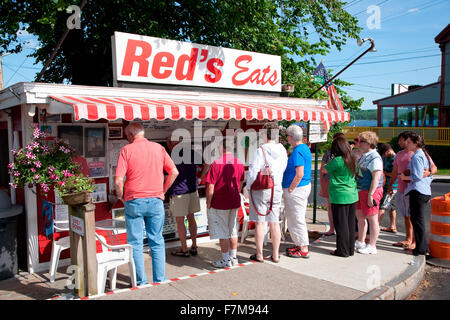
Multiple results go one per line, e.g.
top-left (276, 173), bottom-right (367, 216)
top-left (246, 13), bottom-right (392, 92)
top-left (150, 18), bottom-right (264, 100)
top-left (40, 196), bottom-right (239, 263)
top-left (49, 95), bottom-right (350, 124)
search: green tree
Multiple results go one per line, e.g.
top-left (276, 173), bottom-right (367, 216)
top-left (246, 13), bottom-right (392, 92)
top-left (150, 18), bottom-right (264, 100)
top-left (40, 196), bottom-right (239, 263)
top-left (0, 0), bottom-right (363, 109)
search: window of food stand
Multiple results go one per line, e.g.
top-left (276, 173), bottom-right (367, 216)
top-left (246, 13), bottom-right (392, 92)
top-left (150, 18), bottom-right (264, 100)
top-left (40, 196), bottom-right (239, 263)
top-left (36, 113), bottom-right (260, 263)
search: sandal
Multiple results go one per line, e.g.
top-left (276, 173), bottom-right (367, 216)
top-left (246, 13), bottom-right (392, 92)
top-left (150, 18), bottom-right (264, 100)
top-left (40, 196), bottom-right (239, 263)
top-left (269, 255), bottom-right (280, 263)
top-left (393, 241), bottom-right (410, 247)
top-left (171, 249), bottom-right (190, 257)
top-left (249, 254), bottom-right (264, 263)
top-left (381, 227), bottom-right (397, 233)
top-left (189, 246), bottom-right (198, 256)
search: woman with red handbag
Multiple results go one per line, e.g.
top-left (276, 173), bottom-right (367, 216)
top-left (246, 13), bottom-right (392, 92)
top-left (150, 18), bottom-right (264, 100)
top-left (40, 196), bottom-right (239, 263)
top-left (246, 122), bottom-right (288, 263)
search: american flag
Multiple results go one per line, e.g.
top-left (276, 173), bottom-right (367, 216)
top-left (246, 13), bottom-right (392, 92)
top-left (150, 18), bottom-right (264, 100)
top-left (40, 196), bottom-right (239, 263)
top-left (312, 62), bottom-right (344, 112)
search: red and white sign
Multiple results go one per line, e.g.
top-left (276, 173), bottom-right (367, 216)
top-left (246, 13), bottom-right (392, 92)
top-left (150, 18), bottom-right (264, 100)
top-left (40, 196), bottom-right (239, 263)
top-left (70, 216), bottom-right (85, 236)
top-left (112, 31), bottom-right (281, 92)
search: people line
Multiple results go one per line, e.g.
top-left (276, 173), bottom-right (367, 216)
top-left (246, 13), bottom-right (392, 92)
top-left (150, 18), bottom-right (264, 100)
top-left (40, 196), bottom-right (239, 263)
top-left (115, 122), bottom-right (437, 284)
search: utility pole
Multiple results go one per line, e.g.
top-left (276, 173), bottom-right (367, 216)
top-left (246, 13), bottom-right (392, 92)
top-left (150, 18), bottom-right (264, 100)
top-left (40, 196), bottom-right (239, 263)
top-left (0, 53), bottom-right (12, 90)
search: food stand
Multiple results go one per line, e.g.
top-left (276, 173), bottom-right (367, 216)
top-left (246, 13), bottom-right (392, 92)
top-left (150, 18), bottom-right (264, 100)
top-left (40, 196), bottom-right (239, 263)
top-left (0, 31), bottom-right (349, 274)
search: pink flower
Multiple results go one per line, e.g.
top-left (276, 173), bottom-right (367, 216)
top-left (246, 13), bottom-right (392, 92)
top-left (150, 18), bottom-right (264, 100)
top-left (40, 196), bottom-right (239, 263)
top-left (7, 163), bottom-right (15, 169)
top-left (32, 141), bottom-right (40, 149)
top-left (34, 174), bottom-right (40, 181)
top-left (13, 171), bottom-right (20, 177)
top-left (41, 183), bottom-right (49, 192)
top-left (26, 151), bottom-right (33, 159)
top-left (26, 144), bottom-right (33, 151)
top-left (50, 173), bottom-right (58, 180)
top-left (42, 145), bottom-right (49, 152)
top-left (48, 166), bottom-right (55, 172)
top-left (30, 167), bottom-right (36, 173)
top-left (9, 182), bottom-right (17, 189)
top-left (35, 161), bottom-right (42, 168)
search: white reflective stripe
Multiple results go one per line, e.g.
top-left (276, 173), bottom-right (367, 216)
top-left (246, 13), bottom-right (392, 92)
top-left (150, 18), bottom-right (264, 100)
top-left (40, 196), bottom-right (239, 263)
top-left (431, 214), bottom-right (450, 224)
top-left (430, 233), bottom-right (450, 244)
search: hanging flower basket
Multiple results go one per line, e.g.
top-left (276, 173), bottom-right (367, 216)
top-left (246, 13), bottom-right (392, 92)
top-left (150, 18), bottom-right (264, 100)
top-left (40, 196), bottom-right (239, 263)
top-left (9, 125), bottom-right (95, 199)
top-left (61, 191), bottom-right (93, 206)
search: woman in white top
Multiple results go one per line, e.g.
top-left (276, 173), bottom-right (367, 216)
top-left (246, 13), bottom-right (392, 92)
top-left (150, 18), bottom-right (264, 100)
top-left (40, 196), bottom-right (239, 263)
top-left (246, 122), bottom-right (288, 263)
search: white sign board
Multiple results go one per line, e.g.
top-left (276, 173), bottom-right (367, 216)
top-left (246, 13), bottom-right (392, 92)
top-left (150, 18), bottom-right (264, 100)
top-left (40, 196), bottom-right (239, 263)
top-left (70, 216), bottom-right (85, 236)
top-left (112, 31), bottom-right (281, 92)
top-left (308, 121), bottom-right (328, 143)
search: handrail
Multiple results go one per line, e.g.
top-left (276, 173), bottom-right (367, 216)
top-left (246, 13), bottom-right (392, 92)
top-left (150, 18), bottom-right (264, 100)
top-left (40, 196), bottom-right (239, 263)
top-left (342, 127), bottom-right (450, 146)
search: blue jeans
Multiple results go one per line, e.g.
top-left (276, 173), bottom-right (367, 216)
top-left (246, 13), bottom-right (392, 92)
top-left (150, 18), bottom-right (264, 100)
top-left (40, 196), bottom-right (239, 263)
top-left (124, 198), bottom-right (167, 285)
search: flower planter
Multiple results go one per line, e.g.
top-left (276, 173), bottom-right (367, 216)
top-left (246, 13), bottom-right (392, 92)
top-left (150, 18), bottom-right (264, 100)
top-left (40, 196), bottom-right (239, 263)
top-left (61, 191), bottom-right (92, 206)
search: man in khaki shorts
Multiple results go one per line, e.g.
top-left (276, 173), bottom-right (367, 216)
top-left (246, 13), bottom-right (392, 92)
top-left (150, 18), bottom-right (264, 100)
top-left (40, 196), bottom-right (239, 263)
top-left (167, 138), bottom-right (202, 257)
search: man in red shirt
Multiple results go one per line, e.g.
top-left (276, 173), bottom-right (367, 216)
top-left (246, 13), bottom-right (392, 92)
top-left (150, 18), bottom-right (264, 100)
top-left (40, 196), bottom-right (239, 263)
top-left (206, 137), bottom-right (245, 268)
top-left (115, 122), bottom-right (178, 285)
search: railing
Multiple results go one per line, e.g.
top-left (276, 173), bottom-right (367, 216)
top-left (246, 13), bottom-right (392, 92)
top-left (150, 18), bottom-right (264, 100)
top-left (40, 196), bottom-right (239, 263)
top-left (342, 127), bottom-right (450, 146)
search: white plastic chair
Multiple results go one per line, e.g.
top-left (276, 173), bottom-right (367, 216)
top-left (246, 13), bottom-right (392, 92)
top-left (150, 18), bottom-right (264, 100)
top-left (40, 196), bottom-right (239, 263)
top-left (95, 233), bottom-right (137, 294)
top-left (49, 219), bottom-right (70, 283)
top-left (240, 194), bottom-right (250, 243)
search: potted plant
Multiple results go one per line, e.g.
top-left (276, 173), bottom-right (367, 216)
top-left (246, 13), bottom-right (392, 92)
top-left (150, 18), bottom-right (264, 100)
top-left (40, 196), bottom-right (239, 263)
top-left (55, 172), bottom-right (95, 205)
top-left (8, 125), bottom-right (95, 205)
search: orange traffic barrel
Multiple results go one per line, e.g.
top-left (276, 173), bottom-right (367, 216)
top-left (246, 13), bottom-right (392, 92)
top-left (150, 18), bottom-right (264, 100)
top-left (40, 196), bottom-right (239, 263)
top-left (430, 193), bottom-right (450, 260)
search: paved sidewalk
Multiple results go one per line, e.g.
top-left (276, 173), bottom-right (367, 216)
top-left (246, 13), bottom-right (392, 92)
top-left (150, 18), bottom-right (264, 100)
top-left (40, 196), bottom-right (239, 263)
top-left (0, 208), bottom-right (425, 300)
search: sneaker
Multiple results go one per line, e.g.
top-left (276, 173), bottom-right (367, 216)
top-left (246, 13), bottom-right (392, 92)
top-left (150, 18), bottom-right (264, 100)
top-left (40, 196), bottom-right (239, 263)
top-left (287, 248), bottom-right (310, 259)
top-left (358, 245), bottom-right (377, 255)
top-left (355, 240), bottom-right (366, 250)
top-left (230, 257), bottom-right (239, 266)
top-left (286, 246), bottom-right (300, 254)
top-left (211, 258), bottom-right (232, 268)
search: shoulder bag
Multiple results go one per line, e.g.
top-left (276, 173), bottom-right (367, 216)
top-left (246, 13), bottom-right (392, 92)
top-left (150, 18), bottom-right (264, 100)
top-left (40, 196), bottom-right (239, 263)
top-left (250, 146), bottom-right (275, 216)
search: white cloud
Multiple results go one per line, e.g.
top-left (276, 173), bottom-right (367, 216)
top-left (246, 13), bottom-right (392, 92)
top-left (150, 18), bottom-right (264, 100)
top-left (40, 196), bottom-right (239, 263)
top-left (407, 8), bottom-right (420, 13)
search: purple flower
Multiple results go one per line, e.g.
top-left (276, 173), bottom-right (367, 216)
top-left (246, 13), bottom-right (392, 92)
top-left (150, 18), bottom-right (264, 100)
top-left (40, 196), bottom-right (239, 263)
top-left (32, 141), bottom-right (40, 149)
top-left (26, 151), bottom-right (33, 159)
top-left (42, 145), bottom-right (49, 152)
top-left (41, 183), bottom-right (49, 192)
top-left (13, 171), bottom-right (20, 177)
top-left (26, 145), bottom-right (34, 151)
top-left (35, 161), bottom-right (42, 168)
top-left (48, 166), bottom-right (55, 172)
top-left (33, 126), bottom-right (41, 139)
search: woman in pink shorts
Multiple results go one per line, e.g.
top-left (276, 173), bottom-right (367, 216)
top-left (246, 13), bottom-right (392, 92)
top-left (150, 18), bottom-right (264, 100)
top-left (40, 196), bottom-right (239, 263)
top-left (355, 131), bottom-right (384, 255)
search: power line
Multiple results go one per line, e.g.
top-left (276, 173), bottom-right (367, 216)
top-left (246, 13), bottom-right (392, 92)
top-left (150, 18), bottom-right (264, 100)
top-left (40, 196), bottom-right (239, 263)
top-left (381, 0), bottom-right (447, 24)
top-left (328, 53), bottom-right (440, 68)
top-left (324, 47), bottom-right (437, 65)
top-left (344, 64), bottom-right (441, 79)
top-left (344, 87), bottom-right (388, 95)
top-left (5, 56), bottom-right (28, 87)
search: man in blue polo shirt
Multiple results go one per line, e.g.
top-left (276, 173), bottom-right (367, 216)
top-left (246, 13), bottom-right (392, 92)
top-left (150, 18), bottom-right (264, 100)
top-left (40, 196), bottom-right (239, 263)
top-left (282, 124), bottom-right (312, 259)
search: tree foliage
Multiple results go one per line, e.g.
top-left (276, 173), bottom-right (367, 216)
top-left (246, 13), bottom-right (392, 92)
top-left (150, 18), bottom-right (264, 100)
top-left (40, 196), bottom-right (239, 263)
top-left (0, 0), bottom-right (363, 110)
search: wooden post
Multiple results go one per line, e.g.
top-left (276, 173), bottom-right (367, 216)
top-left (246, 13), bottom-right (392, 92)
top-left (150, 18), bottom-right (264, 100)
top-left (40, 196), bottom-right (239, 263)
top-left (69, 203), bottom-right (98, 298)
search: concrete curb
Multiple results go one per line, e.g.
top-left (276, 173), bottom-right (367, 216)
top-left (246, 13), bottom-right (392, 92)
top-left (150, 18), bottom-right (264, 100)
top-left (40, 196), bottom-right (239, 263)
top-left (357, 255), bottom-right (425, 300)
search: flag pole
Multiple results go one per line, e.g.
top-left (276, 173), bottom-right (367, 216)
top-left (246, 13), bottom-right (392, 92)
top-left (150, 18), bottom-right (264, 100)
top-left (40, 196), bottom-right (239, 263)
top-left (307, 39), bottom-right (375, 98)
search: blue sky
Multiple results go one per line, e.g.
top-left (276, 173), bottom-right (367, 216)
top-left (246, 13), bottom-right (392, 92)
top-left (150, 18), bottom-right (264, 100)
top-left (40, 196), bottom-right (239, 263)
top-left (1, 0), bottom-right (449, 110)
